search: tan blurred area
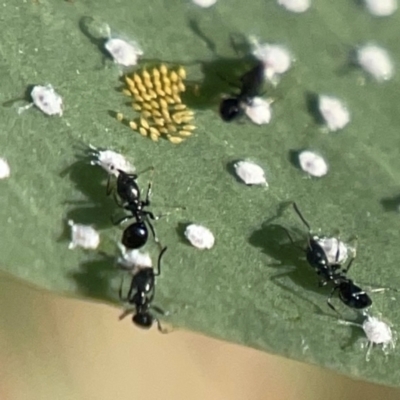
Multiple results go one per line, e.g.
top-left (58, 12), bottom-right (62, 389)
top-left (0, 273), bottom-right (399, 400)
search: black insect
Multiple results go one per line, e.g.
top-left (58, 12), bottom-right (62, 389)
top-left (119, 247), bottom-right (168, 332)
top-left (108, 169), bottom-right (159, 249)
top-left (110, 169), bottom-right (141, 205)
top-left (219, 61), bottom-right (265, 122)
top-left (284, 202), bottom-right (372, 313)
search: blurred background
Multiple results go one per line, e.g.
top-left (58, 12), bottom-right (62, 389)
top-left (1, 271), bottom-right (399, 400)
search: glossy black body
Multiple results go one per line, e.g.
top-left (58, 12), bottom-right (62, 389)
top-left (306, 237), bottom-right (341, 280)
top-left (219, 98), bottom-right (241, 121)
top-left (129, 266), bottom-right (155, 295)
top-left (119, 247), bottom-right (168, 332)
top-left (337, 280), bottom-right (372, 309)
top-left (115, 171), bottom-right (140, 205)
top-left (288, 202), bottom-right (371, 312)
top-left (111, 169), bottom-right (158, 249)
top-left (219, 62), bottom-right (265, 122)
top-left (122, 221), bottom-right (149, 249)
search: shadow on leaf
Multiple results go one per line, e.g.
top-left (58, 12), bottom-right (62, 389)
top-left (68, 253), bottom-right (118, 303)
top-left (249, 221), bottom-right (332, 317)
top-left (225, 160), bottom-right (244, 184)
top-left (182, 18), bottom-right (257, 110)
top-left (59, 146), bottom-right (117, 231)
top-left (380, 194), bottom-right (400, 212)
top-left (305, 91), bottom-right (325, 126)
top-left (175, 221), bottom-right (193, 246)
top-left (78, 16), bottom-right (110, 61)
top-left (338, 314), bottom-right (366, 351)
top-left (288, 148), bottom-right (309, 173)
top-left (182, 56), bottom-right (256, 111)
top-left (2, 84), bottom-right (37, 108)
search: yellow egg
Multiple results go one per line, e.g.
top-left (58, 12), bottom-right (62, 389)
top-left (170, 71), bottom-right (179, 83)
top-left (140, 118), bottom-right (150, 130)
top-left (160, 64), bottom-right (168, 75)
top-left (177, 66), bottom-right (186, 79)
top-left (152, 67), bottom-right (160, 80)
top-left (166, 124), bottom-right (177, 133)
top-left (168, 135), bottom-right (184, 144)
top-left (139, 127), bottom-right (148, 136)
top-left (178, 130), bottom-right (192, 137)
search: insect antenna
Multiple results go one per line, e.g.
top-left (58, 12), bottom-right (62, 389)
top-left (292, 202), bottom-right (312, 231)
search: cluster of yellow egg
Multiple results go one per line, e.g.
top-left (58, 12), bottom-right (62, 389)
top-left (116, 64), bottom-right (195, 144)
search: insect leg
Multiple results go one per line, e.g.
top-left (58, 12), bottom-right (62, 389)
top-left (327, 286), bottom-right (341, 315)
top-left (280, 226), bottom-right (304, 252)
top-left (155, 247), bottom-right (168, 277)
top-left (343, 257), bottom-right (355, 274)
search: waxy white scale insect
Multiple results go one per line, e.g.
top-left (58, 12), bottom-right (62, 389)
top-left (318, 95), bottom-right (350, 132)
top-left (340, 315), bottom-right (396, 361)
top-left (192, 0), bottom-right (218, 7)
top-left (298, 150), bottom-right (328, 177)
top-left (0, 158), bottom-right (10, 179)
top-left (185, 224), bottom-right (215, 249)
top-left (117, 243), bottom-right (152, 271)
top-left (105, 38), bottom-right (143, 67)
top-left (364, 0), bottom-right (397, 16)
top-left (357, 44), bottom-right (394, 82)
top-left (234, 160), bottom-right (268, 186)
top-left (278, 0), bottom-right (311, 13)
top-left (251, 38), bottom-right (292, 83)
top-left (89, 145), bottom-right (135, 176)
top-left (68, 220), bottom-right (100, 250)
top-left (18, 85), bottom-right (63, 116)
top-left (245, 97), bottom-right (272, 125)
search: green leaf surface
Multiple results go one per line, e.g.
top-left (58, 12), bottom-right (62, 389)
top-left (1, 0), bottom-right (400, 387)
